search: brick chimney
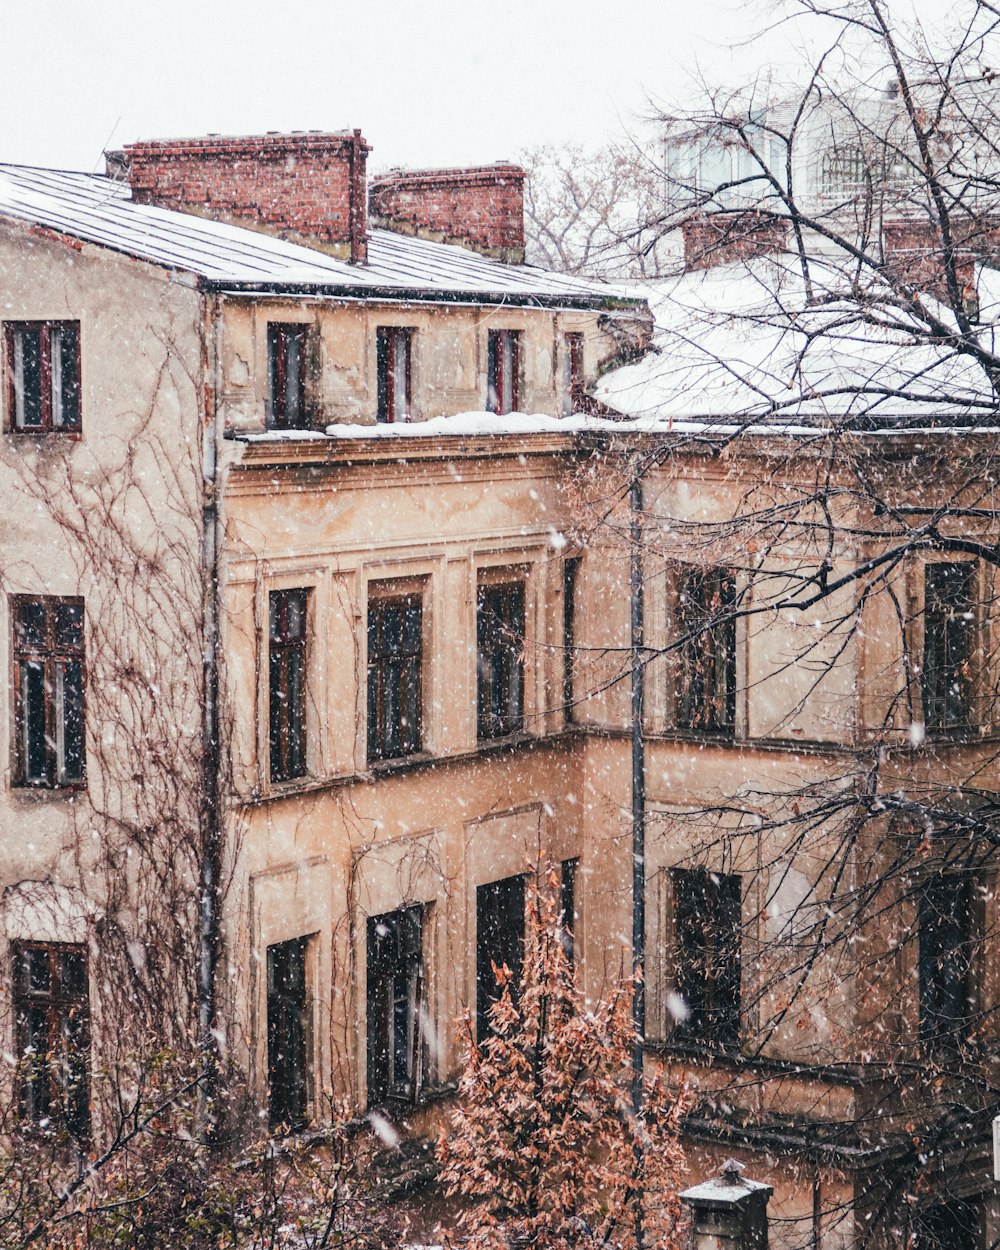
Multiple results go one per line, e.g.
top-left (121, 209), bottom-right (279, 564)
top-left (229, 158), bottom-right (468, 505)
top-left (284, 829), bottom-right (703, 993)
top-left (111, 131), bottom-right (371, 263)
top-left (682, 211), bottom-right (788, 271)
top-left (883, 219), bottom-right (976, 305)
top-left (369, 164), bottom-right (526, 263)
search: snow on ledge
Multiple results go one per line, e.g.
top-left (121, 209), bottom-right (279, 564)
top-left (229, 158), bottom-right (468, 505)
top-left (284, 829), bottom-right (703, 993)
top-left (323, 411), bottom-right (630, 438)
top-left (237, 411), bottom-right (994, 446)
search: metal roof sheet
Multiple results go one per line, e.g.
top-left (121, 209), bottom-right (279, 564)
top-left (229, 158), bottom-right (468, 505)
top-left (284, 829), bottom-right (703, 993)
top-left (0, 163), bottom-right (623, 305)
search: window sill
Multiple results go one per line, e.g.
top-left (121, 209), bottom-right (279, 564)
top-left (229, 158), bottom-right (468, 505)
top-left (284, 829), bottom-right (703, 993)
top-left (367, 750), bottom-right (436, 777)
top-left (10, 783), bottom-right (86, 801)
top-left (248, 733), bottom-right (572, 804)
top-left (7, 428), bottom-right (83, 440)
top-left (474, 729), bottom-right (534, 755)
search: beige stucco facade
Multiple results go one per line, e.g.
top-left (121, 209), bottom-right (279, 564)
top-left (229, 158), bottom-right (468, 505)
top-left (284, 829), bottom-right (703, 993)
top-left (3, 183), bottom-right (1000, 1247)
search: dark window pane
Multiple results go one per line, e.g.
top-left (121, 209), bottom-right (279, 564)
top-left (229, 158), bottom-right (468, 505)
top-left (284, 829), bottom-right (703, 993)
top-left (367, 594), bottom-right (423, 762)
top-left (267, 325), bottom-right (308, 430)
top-left (21, 661), bottom-right (48, 784)
top-left (15, 943), bottom-right (89, 1139)
top-left (376, 328), bottom-right (391, 423)
top-left (563, 557), bottom-right (579, 721)
top-left (486, 331), bottom-right (499, 413)
top-left (923, 563), bottom-right (976, 731)
top-left (269, 589), bottom-right (308, 782)
top-left (60, 951), bottom-right (87, 998)
top-left (476, 875), bottom-right (525, 1041)
top-left (55, 602), bottom-right (83, 649)
top-left (58, 660), bottom-right (85, 784)
top-left (26, 948), bottom-right (50, 994)
top-left (919, 876), bottom-right (973, 1048)
top-left (13, 326), bottom-right (43, 428)
top-left (267, 938), bottom-right (309, 1130)
top-left (677, 567), bottom-right (737, 734)
top-left (13, 598), bottom-right (85, 788)
top-left (486, 331), bottom-right (520, 415)
top-left (16, 601), bottom-right (47, 650)
top-left (52, 324), bottom-right (80, 429)
top-left (671, 868), bottom-right (741, 1049)
top-left (560, 858), bottom-right (578, 966)
top-left (477, 583), bottom-right (525, 740)
top-left (367, 906), bottom-right (423, 1105)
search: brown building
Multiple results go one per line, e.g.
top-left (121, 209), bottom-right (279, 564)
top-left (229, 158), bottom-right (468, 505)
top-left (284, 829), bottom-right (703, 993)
top-left (0, 130), bottom-right (997, 1248)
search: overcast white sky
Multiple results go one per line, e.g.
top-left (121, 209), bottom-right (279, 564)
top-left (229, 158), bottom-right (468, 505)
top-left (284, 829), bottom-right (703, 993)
top-left (0, 0), bottom-right (973, 175)
top-left (0, 0), bottom-right (799, 173)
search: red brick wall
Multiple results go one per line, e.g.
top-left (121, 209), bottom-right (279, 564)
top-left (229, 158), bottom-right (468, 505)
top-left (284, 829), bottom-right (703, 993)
top-left (118, 131), bottom-right (371, 262)
top-left (369, 165), bottom-right (525, 261)
top-left (682, 212), bottom-right (788, 271)
top-left (883, 219), bottom-right (976, 303)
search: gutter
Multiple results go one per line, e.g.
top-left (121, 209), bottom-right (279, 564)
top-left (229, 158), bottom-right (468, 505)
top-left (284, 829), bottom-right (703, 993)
top-left (203, 278), bottom-right (646, 313)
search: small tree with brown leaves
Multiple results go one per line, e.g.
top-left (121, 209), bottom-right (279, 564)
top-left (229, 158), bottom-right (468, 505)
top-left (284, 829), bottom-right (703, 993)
top-left (437, 881), bottom-right (690, 1250)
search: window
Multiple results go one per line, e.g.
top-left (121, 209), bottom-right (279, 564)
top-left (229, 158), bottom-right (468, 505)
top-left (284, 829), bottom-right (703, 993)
top-left (367, 593), bottom-right (423, 762)
top-left (476, 874), bottom-right (525, 1041)
top-left (477, 582), bottom-right (525, 740)
top-left (267, 937), bottom-right (309, 1131)
top-left (269, 589), bottom-right (308, 783)
top-left (487, 329), bottom-right (520, 414)
top-left (915, 1199), bottom-right (977, 1250)
top-left (367, 906), bottom-right (424, 1105)
top-left (919, 876), bottom-right (974, 1050)
top-left (676, 566), bottom-right (736, 735)
top-left (13, 598), bottom-right (85, 788)
top-left (560, 857), bottom-right (579, 966)
top-left (671, 868), bottom-right (741, 1049)
top-left (819, 145), bottom-right (869, 197)
top-left (14, 943), bottom-right (89, 1140)
top-left (376, 327), bottom-right (412, 424)
top-left (562, 332), bottom-right (584, 415)
top-left (922, 562), bottom-right (976, 732)
top-left (563, 556), bottom-right (580, 723)
top-left (267, 324), bottom-right (308, 430)
top-left (5, 322), bottom-right (80, 432)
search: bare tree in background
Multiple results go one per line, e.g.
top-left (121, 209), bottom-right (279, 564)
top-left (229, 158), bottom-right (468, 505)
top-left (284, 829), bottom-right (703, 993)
top-left (520, 142), bottom-right (673, 279)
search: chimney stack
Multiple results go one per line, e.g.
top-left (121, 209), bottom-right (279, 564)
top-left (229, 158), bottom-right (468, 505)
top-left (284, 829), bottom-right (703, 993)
top-left (111, 130), bottom-right (371, 263)
top-left (369, 164), bottom-right (526, 263)
top-left (682, 211), bottom-right (787, 271)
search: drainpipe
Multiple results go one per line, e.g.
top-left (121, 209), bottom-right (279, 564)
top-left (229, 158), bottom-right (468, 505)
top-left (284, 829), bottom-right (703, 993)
top-left (630, 461), bottom-right (646, 1245)
top-left (197, 291), bottom-right (224, 1138)
top-left (630, 462), bottom-right (646, 1082)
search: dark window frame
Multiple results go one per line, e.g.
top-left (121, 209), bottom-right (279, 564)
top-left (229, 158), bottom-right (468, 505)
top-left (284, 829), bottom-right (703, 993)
top-left (367, 591), bottom-right (424, 763)
top-left (563, 556), bottom-right (580, 724)
top-left (922, 561), bottom-right (977, 733)
top-left (476, 874), bottom-right (526, 1042)
top-left (267, 936), bottom-right (310, 1132)
top-left (4, 321), bottom-right (81, 434)
top-left (919, 874), bottom-right (975, 1052)
top-left (676, 566), bottom-right (737, 736)
top-left (563, 331), bottom-right (585, 414)
top-left (670, 867), bottom-right (742, 1051)
top-left (267, 323), bottom-right (310, 430)
top-left (14, 941), bottom-right (90, 1141)
top-left (269, 588), bottom-right (309, 783)
top-left (12, 596), bottom-right (86, 790)
top-left (376, 326), bottom-right (413, 424)
top-left (486, 329), bottom-right (521, 415)
top-left (560, 857), bottom-right (579, 967)
top-left (476, 581), bottom-right (525, 741)
top-left (366, 905), bottom-right (425, 1106)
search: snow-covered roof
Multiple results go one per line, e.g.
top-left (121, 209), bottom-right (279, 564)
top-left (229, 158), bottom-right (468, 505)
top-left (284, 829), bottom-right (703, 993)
top-left (598, 258), bottom-right (1000, 426)
top-left (0, 163), bottom-right (624, 307)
